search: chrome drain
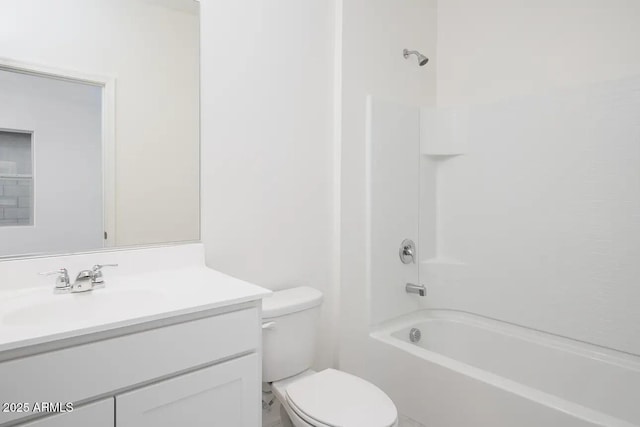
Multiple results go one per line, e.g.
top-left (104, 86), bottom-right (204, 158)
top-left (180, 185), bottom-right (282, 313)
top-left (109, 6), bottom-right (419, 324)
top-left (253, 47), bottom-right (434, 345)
top-left (409, 328), bottom-right (421, 343)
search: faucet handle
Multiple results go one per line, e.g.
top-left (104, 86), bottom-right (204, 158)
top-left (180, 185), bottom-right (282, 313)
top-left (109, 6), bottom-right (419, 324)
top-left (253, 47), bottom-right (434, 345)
top-left (399, 239), bottom-right (416, 264)
top-left (92, 264), bottom-right (118, 271)
top-left (39, 268), bottom-right (68, 276)
top-left (39, 268), bottom-right (70, 290)
top-left (91, 264), bottom-right (118, 284)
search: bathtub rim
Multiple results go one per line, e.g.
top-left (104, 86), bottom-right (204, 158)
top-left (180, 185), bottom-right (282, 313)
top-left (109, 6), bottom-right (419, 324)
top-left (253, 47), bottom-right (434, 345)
top-left (373, 309), bottom-right (640, 370)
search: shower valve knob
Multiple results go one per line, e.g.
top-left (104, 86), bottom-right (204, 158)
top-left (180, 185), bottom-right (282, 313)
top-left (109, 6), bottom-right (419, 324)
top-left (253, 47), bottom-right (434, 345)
top-left (399, 239), bottom-right (416, 264)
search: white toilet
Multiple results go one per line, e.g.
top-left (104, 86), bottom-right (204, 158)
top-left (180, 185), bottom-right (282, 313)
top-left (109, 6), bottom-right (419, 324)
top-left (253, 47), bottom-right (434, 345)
top-left (262, 287), bottom-right (398, 427)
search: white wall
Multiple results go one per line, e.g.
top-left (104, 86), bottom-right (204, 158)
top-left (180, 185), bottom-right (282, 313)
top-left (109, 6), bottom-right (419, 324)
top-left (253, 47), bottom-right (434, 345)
top-left (428, 0), bottom-right (640, 355)
top-left (339, 0), bottom-right (437, 375)
top-left (367, 97), bottom-right (422, 326)
top-left (199, 0), bottom-right (337, 370)
top-left (436, 0), bottom-right (640, 107)
top-left (0, 70), bottom-right (103, 256)
top-left (0, 0), bottom-right (200, 247)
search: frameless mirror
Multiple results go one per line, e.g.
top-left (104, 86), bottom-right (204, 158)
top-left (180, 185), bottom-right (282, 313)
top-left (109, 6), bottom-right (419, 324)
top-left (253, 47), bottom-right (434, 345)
top-left (0, 0), bottom-right (200, 258)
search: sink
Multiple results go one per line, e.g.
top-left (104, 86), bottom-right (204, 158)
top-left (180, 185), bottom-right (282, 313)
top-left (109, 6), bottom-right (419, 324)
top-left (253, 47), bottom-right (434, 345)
top-left (3, 289), bottom-right (165, 326)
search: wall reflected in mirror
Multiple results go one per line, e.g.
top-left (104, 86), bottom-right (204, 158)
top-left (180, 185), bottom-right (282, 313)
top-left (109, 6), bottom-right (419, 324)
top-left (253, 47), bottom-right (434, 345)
top-left (0, 0), bottom-right (200, 258)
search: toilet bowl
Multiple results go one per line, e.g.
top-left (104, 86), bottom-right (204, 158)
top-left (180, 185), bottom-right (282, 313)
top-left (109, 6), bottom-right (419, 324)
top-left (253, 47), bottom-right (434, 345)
top-left (262, 287), bottom-right (398, 427)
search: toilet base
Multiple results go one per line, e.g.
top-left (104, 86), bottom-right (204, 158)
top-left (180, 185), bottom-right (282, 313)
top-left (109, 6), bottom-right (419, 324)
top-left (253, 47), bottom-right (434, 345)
top-left (271, 370), bottom-right (318, 427)
top-left (279, 404), bottom-right (295, 427)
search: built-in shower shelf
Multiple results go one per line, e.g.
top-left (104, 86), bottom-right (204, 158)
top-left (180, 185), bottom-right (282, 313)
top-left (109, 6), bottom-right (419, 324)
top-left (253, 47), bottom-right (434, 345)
top-left (0, 174), bottom-right (32, 180)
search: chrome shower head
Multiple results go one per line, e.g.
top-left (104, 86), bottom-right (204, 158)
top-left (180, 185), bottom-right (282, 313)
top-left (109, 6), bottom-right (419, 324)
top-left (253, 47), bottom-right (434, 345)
top-left (403, 49), bottom-right (429, 66)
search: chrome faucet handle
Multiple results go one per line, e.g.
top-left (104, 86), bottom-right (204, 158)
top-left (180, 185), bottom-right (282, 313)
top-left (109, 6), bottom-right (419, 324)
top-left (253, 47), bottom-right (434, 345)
top-left (39, 268), bottom-right (71, 292)
top-left (39, 268), bottom-right (67, 276)
top-left (91, 264), bottom-right (118, 284)
top-left (92, 263), bottom-right (119, 270)
top-left (399, 239), bottom-right (416, 264)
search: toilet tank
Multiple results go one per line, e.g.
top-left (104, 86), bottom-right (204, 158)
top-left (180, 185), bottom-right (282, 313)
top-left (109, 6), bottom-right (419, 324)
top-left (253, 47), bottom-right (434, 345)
top-left (262, 287), bottom-right (323, 383)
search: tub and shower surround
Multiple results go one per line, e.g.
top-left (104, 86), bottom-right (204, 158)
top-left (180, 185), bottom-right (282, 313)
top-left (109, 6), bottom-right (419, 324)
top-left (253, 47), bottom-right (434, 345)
top-left (363, 76), bottom-right (640, 426)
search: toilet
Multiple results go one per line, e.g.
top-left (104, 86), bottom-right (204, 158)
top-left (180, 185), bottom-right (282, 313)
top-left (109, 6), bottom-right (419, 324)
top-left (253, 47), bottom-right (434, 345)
top-left (262, 287), bottom-right (398, 427)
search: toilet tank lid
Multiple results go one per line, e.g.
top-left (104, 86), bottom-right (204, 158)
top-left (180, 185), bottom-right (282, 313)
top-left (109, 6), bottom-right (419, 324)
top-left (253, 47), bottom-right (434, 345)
top-left (262, 286), bottom-right (323, 318)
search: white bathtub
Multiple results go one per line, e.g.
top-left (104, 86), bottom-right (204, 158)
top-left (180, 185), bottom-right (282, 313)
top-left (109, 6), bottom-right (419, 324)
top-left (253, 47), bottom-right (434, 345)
top-left (369, 310), bottom-right (640, 427)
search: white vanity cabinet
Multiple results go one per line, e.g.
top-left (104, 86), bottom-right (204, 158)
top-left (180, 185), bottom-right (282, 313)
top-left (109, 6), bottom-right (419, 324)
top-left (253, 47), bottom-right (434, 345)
top-left (116, 353), bottom-right (259, 427)
top-left (15, 399), bottom-right (113, 427)
top-left (2, 304), bottom-right (263, 427)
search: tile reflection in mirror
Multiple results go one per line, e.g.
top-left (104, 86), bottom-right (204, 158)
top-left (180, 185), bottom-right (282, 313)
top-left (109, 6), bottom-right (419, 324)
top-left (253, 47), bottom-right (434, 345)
top-left (0, 130), bottom-right (33, 228)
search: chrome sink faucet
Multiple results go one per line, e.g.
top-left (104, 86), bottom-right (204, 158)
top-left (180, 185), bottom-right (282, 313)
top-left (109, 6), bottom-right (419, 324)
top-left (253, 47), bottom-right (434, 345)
top-left (40, 264), bottom-right (118, 294)
top-left (40, 268), bottom-right (71, 294)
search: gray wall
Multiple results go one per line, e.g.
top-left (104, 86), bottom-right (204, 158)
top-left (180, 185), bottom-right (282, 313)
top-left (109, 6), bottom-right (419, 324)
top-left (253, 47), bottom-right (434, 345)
top-left (0, 69), bottom-right (103, 256)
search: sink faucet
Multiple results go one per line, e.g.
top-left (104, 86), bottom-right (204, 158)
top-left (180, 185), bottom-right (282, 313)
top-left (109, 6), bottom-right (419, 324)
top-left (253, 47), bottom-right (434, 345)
top-left (406, 283), bottom-right (426, 297)
top-left (40, 268), bottom-right (71, 294)
top-left (91, 264), bottom-right (118, 285)
top-left (40, 264), bottom-right (118, 294)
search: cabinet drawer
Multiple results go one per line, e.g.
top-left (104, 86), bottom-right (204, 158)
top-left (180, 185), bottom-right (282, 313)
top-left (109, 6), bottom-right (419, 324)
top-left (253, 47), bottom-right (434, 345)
top-left (116, 353), bottom-right (260, 427)
top-left (0, 306), bottom-right (259, 425)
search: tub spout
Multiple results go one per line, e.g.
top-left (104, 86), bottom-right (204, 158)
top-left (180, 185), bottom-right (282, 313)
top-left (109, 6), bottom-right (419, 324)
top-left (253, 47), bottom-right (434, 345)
top-left (406, 283), bottom-right (426, 297)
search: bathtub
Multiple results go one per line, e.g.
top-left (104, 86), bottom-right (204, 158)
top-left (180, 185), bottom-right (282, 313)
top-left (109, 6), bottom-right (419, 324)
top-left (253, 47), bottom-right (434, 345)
top-left (369, 310), bottom-right (640, 427)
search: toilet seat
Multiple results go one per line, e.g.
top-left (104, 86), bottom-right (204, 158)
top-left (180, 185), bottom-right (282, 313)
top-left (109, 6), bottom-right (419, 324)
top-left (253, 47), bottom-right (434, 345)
top-left (285, 369), bottom-right (397, 427)
top-left (287, 396), bottom-right (333, 427)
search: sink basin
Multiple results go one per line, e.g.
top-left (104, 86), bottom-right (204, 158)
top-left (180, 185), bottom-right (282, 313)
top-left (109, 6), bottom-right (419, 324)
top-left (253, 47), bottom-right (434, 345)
top-left (3, 289), bottom-right (165, 327)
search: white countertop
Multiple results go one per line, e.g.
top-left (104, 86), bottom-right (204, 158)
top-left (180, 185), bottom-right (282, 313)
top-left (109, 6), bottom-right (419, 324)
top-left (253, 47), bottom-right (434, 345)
top-left (0, 266), bottom-right (271, 353)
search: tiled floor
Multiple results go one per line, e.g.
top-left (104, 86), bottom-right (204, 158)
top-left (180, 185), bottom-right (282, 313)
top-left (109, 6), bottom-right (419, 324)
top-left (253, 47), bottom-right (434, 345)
top-left (264, 414), bottom-right (425, 427)
top-left (262, 395), bottom-right (425, 427)
top-left (398, 414), bottom-right (426, 427)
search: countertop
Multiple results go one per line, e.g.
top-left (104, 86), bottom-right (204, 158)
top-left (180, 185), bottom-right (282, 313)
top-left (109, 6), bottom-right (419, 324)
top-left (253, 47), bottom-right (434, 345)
top-left (0, 266), bottom-right (271, 354)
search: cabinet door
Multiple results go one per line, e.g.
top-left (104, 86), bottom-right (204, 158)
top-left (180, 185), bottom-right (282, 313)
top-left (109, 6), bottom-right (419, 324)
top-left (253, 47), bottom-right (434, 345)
top-left (116, 353), bottom-right (260, 427)
top-left (17, 398), bottom-right (113, 427)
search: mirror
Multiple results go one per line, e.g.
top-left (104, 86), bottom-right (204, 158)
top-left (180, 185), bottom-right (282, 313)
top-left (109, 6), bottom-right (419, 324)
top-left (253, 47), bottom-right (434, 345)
top-left (0, 0), bottom-right (200, 258)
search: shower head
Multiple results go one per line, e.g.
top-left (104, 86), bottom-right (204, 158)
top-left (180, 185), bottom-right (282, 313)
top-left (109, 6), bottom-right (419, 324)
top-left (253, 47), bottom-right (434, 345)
top-left (403, 49), bottom-right (429, 66)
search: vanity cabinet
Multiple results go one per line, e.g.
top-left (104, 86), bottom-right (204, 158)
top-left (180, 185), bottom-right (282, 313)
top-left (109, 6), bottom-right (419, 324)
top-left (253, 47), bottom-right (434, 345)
top-left (2, 305), bottom-right (263, 427)
top-left (16, 399), bottom-right (113, 427)
top-left (116, 353), bottom-right (259, 427)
